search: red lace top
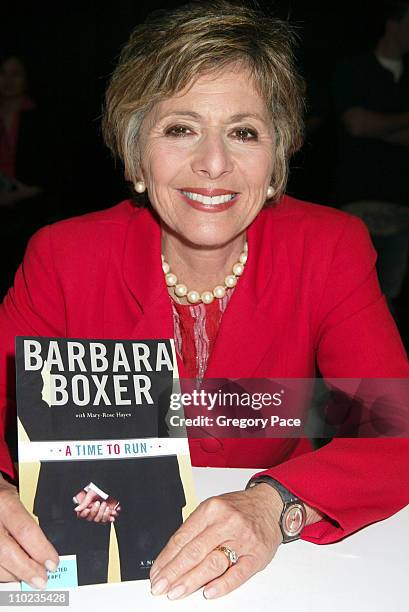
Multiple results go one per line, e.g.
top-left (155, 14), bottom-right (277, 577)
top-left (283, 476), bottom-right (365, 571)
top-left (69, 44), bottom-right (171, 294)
top-left (171, 289), bottom-right (233, 380)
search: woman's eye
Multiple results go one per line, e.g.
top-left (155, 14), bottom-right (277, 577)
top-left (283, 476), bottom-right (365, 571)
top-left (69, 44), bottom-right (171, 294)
top-left (164, 125), bottom-right (193, 137)
top-left (232, 127), bottom-right (258, 141)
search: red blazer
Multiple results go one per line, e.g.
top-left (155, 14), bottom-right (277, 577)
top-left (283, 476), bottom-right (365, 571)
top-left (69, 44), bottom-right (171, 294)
top-left (1, 195), bottom-right (408, 545)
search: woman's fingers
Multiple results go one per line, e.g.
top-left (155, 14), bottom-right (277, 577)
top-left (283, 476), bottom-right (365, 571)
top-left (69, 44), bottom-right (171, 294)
top-left (0, 485), bottom-right (59, 574)
top-left (73, 490), bottom-right (98, 512)
top-left (153, 545), bottom-right (260, 600)
top-left (165, 548), bottom-right (230, 599)
top-left (87, 501), bottom-right (102, 522)
top-left (151, 524), bottom-right (227, 591)
top-left (203, 556), bottom-right (258, 599)
top-left (151, 488), bottom-right (283, 599)
top-left (86, 501), bottom-right (107, 523)
top-left (165, 554), bottom-right (258, 600)
top-left (76, 500), bottom-right (116, 524)
top-left (75, 507), bottom-right (91, 519)
top-left (72, 490), bottom-right (85, 505)
top-left (0, 566), bottom-right (19, 582)
top-left (151, 501), bottom-right (210, 578)
top-left (99, 504), bottom-right (112, 524)
top-left (0, 527), bottom-right (50, 589)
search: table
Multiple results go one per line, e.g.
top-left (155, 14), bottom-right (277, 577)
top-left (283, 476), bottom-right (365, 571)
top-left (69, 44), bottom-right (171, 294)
top-left (1, 467), bottom-right (408, 611)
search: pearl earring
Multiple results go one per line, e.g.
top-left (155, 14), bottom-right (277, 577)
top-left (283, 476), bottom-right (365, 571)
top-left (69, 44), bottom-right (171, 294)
top-left (266, 186), bottom-right (274, 199)
top-left (134, 180), bottom-right (146, 194)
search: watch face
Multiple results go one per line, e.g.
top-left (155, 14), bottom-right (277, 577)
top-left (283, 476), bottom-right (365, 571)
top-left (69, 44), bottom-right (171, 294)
top-left (282, 504), bottom-right (306, 537)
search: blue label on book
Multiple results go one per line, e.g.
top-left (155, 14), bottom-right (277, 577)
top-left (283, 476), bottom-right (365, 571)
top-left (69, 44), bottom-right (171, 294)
top-left (21, 555), bottom-right (78, 590)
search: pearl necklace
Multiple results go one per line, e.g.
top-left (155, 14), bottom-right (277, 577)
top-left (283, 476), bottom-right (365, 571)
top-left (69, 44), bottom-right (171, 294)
top-left (162, 242), bottom-right (248, 305)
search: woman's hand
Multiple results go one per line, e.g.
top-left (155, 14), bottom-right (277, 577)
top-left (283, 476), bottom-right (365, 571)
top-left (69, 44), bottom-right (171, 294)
top-left (150, 483), bottom-right (284, 600)
top-left (74, 489), bottom-right (121, 524)
top-left (0, 475), bottom-right (59, 589)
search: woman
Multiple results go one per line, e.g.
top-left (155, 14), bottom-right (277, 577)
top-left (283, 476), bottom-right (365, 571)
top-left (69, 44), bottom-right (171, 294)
top-left (0, 0), bottom-right (408, 599)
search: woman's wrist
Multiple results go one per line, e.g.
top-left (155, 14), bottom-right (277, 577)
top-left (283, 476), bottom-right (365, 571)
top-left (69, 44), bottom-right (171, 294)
top-left (247, 482), bottom-right (325, 529)
top-left (246, 482), bottom-right (284, 543)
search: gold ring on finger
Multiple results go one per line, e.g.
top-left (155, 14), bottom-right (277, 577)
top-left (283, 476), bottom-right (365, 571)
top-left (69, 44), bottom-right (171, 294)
top-left (216, 545), bottom-right (239, 568)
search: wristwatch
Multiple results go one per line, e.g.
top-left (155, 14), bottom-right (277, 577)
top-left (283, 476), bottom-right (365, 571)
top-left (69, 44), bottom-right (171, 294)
top-left (246, 475), bottom-right (307, 543)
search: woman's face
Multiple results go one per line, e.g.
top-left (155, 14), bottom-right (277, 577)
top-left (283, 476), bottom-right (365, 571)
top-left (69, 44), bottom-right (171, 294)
top-left (138, 66), bottom-right (275, 249)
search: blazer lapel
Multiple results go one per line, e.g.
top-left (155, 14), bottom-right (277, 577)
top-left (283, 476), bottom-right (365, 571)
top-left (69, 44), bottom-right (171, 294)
top-left (122, 207), bottom-right (171, 335)
top-left (121, 206), bottom-right (189, 378)
top-left (205, 207), bottom-right (285, 379)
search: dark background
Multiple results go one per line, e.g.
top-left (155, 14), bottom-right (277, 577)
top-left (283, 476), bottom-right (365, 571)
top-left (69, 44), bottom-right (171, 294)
top-left (0, 0), bottom-right (392, 216)
top-left (3, 0), bottom-right (409, 344)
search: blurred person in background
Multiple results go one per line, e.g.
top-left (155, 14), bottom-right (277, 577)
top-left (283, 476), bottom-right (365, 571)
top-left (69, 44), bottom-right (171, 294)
top-left (0, 54), bottom-right (58, 298)
top-left (333, 2), bottom-right (409, 316)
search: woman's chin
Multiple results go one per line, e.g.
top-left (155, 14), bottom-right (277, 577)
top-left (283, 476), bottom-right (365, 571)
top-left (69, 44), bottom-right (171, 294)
top-left (171, 230), bottom-right (243, 251)
top-left (160, 219), bottom-right (243, 250)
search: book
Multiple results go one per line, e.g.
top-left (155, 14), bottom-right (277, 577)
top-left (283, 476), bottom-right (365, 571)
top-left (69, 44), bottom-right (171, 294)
top-left (16, 336), bottom-right (196, 589)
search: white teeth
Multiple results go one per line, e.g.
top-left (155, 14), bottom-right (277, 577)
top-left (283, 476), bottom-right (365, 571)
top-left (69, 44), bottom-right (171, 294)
top-left (181, 191), bottom-right (236, 205)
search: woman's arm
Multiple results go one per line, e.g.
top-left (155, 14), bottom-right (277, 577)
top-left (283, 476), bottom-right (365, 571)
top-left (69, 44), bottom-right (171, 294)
top-left (253, 217), bottom-right (409, 543)
top-left (0, 474), bottom-right (59, 588)
top-left (0, 226), bottom-right (65, 585)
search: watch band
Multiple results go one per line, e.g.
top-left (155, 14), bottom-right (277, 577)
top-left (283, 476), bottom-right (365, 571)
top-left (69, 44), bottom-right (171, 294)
top-left (246, 475), bottom-right (307, 543)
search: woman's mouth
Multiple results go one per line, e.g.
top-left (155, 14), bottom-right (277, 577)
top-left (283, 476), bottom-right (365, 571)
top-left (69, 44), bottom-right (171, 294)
top-left (178, 189), bottom-right (239, 212)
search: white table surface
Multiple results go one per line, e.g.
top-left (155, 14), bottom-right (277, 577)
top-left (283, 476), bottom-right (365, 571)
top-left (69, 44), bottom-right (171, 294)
top-left (2, 467), bottom-right (408, 612)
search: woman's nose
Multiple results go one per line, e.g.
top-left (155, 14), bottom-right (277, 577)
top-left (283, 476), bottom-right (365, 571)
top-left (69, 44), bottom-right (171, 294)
top-left (191, 131), bottom-right (234, 179)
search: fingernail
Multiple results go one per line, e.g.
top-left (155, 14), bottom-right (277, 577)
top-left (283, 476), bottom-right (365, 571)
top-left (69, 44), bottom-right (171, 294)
top-left (45, 559), bottom-right (58, 572)
top-left (31, 576), bottom-right (47, 590)
top-left (203, 587), bottom-right (217, 599)
top-left (151, 577), bottom-right (168, 595)
top-left (167, 585), bottom-right (186, 600)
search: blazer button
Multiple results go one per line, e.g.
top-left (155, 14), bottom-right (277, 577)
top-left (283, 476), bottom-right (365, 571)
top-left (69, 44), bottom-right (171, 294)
top-left (200, 438), bottom-right (223, 453)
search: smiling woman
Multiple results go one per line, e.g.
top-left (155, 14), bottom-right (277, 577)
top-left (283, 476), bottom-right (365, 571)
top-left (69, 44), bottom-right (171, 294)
top-left (137, 69), bottom-right (276, 272)
top-left (103, 2), bottom-right (304, 205)
top-left (102, 0), bottom-right (304, 298)
top-left (0, 0), bottom-right (408, 602)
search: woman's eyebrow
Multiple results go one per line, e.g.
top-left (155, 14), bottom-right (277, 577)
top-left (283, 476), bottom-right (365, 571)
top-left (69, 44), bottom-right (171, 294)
top-left (157, 110), bottom-right (267, 122)
top-left (229, 112), bottom-right (266, 123)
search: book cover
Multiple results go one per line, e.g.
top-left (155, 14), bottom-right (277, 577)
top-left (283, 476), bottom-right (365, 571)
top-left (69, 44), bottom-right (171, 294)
top-left (16, 337), bottom-right (196, 589)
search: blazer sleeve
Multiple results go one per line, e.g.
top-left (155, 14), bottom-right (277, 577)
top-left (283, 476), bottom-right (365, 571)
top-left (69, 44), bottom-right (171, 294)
top-left (254, 216), bottom-right (409, 544)
top-left (0, 226), bottom-right (66, 478)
